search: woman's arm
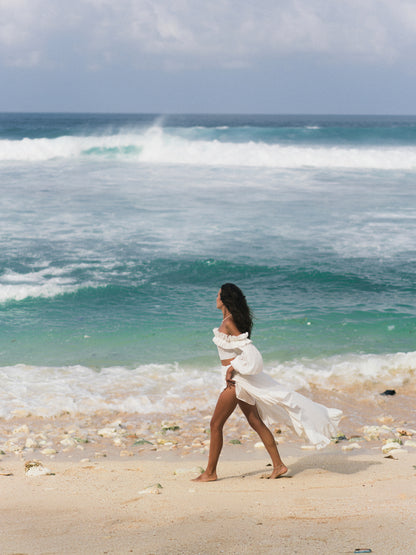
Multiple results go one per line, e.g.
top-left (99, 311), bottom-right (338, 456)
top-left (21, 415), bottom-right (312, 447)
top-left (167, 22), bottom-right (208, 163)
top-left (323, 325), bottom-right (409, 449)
top-left (231, 344), bottom-right (263, 375)
top-left (221, 357), bottom-right (236, 386)
top-left (225, 364), bottom-right (236, 386)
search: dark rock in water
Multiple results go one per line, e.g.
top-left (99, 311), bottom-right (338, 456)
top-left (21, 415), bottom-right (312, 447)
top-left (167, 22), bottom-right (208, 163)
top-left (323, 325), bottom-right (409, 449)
top-left (380, 389), bottom-right (396, 396)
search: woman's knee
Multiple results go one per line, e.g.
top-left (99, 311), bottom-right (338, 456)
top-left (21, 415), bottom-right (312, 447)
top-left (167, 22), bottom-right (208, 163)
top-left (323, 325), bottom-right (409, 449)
top-left (210, 417), bottom-right (224, 434)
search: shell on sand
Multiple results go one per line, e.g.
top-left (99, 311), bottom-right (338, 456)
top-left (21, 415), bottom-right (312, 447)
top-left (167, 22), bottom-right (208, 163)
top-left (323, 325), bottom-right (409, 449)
top-left (25, 437), bottom-right (39, 449)
top-left (173, 466), bottom-right (204, 476)
top-left (98, 427), bottom-right (123, 438)
top-left (41, 448), bottom-right (57, 455)
top-left (139, 483), bottom-right (163, 495)
top-left (24, 460), bottom-right (53, 477)
top-left (342, 442), bottom-right (362, 451)
top-left (381, 441), bottom-right (403, 454)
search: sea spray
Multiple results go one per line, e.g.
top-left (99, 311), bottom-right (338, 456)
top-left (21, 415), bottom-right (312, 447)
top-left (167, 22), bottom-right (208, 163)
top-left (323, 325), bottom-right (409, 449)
top-left (1, 127), bottom-right (416, 169)
top-left (0, 351), bottom-right (414, 418)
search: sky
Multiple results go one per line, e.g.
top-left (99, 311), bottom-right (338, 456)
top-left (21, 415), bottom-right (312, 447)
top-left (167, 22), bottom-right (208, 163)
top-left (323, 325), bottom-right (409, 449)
top-left (0, 0), bottom-right (416, 114)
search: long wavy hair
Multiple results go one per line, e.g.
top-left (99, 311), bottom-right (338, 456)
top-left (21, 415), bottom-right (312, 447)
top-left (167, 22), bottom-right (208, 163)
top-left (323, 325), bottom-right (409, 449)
top-left (220, 283), bottom-right (253, 337)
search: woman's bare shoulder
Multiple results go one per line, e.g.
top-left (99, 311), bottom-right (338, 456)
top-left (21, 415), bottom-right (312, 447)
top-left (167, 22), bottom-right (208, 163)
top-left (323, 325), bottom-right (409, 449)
top-left (219, 319), bottom-right (241, 336)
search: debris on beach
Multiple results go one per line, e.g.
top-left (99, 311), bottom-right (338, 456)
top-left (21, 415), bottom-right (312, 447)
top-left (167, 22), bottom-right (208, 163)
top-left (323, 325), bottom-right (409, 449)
top-left (24, 460), bottom-right (54, 477)
top-left (98, 427), bottom-right (123, 438)
top-left (119, 450), bottom-right (134, 457)
top-left (342, 442), bottom-right (362, 451)
top-left (24, 437), bottom-right (39, 449)
top-left (381, 438), bottom-right (408, 458)
top-left (160, 422), bottom-right (181, 433)
top-left (254, 442), bottom-right (265, 450)
top-left (134, 438), bottom-right (153, 445)
top-left (60, 437), bottom-right (79, 448)
top-left (362, 425), bottom-right (394, 441)
top-left (0, 466), bottom-right (13, 476)
top-left (139, 483), bottom-right (163, 495)
top-left (41, 448), bottom-right (58, 455)
top-left (1, 440), bottom-right (22, 454)
top-left (156, 438), bottom-right (175, 446)
top-left (381, 439), bottom-right (402, 453)
top-left (173, 466), bottom-right (204, 476)
top-left (380, 389), bottom-right (396, 396)
top-left (398, 428), bottom-right (414, 437)
top-left (332, 433), bottom-right (347, 443)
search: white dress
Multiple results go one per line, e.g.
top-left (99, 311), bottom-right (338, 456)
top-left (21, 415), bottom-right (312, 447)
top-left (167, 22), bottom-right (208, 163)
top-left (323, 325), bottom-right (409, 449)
top-left (213, 328), bottom-right (342, 449)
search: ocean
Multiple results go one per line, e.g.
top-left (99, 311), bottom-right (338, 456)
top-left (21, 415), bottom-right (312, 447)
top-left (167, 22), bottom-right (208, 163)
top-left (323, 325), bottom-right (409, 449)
top-left (1, 113), bottom-right (416, 419)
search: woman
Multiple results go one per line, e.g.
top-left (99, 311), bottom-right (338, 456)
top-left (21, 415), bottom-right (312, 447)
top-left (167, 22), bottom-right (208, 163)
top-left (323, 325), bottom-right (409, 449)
top-left (194, 283), bottom-right (342, 482)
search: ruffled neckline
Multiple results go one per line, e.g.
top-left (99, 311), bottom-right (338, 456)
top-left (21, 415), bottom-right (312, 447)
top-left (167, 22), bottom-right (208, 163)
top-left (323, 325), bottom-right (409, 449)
top-left (212, 327), bottom-right (251, 349)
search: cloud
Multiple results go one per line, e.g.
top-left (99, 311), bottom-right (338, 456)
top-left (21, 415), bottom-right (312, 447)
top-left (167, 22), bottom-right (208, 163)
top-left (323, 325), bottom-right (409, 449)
top-left (1, 0), bottom-right (416, 70)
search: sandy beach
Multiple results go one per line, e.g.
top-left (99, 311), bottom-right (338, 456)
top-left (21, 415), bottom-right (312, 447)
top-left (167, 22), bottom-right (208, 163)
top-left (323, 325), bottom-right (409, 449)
top-left (1, 386), bottom-right (416, 555)
top-left (2, 110), bottom-right (416, 554)
top-left (1, 451), bottom-right (415, 555)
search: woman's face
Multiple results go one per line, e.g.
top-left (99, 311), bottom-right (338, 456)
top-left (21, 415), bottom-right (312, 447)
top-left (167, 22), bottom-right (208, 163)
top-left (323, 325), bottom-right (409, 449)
top-left (216, 289), bottom-right (223, 309)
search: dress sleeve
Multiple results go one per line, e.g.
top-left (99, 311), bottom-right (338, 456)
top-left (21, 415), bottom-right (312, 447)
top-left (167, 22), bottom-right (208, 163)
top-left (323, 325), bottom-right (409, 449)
top-left (232, 343), bottom-right (263, 375)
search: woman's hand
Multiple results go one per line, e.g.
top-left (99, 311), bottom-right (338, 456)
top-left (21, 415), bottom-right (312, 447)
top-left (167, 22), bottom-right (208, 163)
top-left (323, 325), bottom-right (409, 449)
top-left (225, 365), bottom-right (236, 387)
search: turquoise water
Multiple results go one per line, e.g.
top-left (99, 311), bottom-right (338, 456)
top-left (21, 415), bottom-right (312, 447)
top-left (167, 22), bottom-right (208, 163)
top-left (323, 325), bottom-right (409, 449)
top-left (1, 113), bottom-right (416, 416)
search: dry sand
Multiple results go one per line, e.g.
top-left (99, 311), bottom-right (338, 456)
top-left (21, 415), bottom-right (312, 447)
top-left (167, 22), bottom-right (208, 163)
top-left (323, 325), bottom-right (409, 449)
top-left (1, 449), bottom-right (415, 554)
top-left (1, 400), bottom-right (415, 555)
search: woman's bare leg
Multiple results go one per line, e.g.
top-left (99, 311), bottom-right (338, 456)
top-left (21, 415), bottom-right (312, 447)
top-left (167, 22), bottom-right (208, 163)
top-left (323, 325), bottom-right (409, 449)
top-left (238, 400), bottom-right (288, 479)
top-left (193, 385), bottom-right (238, 482)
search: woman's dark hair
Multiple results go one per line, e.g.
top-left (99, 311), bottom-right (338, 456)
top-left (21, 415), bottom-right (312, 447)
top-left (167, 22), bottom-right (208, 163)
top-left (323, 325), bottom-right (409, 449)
top-left (220, 283), bottom-right (253, 337)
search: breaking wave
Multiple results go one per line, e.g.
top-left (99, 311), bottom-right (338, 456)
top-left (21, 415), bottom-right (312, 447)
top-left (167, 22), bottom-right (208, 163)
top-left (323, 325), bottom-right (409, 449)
top-left (0, 351), bottom-right (415, 418)
top-left (1, 125), bottom-right (416, 169)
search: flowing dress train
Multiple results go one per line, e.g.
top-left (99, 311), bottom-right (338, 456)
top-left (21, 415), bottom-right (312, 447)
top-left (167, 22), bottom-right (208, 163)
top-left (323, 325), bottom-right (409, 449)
top-left (213, 328), bottom-right (342, 449)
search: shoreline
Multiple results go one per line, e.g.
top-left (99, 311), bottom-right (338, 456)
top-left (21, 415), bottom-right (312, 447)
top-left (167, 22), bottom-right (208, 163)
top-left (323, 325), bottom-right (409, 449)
top-left (1, 384), bottom-right (415, 462)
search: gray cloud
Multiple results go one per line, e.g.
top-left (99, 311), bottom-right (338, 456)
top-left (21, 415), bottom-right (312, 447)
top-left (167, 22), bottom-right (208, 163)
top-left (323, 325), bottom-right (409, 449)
top-left (1, 0), bottom-right (416, 70)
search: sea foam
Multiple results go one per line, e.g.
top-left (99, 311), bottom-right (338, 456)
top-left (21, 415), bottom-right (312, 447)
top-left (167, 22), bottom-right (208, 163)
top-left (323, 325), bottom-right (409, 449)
top-left (0, 363), bottom-right (217, 418)
top-left (1, 351), bottom-right (414, 418)
top-left (0, 268), bottom-right (90, 303)
top-left (1, 126), bottom-right (416, 169)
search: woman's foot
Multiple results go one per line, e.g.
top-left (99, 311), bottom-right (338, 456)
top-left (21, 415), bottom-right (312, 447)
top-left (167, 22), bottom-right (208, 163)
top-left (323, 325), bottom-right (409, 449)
top-left (192, 470), bottom-right (217, 482)
top-left (262, 464), bottom-right (288, 479)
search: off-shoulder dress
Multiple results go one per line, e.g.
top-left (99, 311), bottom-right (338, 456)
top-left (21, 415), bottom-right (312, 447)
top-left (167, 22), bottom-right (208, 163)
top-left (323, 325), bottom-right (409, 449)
top-left (213, 328), bottom-right (342, 449)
